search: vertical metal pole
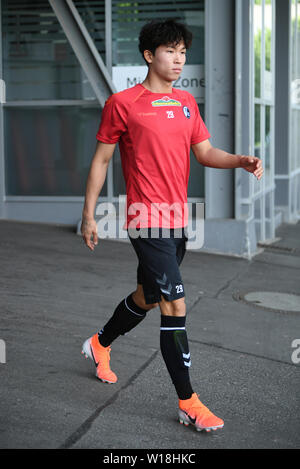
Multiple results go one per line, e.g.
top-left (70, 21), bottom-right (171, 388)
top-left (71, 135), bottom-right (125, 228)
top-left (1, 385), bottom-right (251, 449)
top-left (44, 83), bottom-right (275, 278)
top-left (250, 0), bottom-right (255, 222)
top-left (204, 0), bottom-right (210, 219)
top-left (0, 0), bottom-right (6, 219)
top-left (105, 0), bottom-right (113, 201)
top-left (235, 0), bottom-right (242, 220)
top-left (261, 104), bottom-right (266, 240)
top-left (261, 0), bottom-right (266, 241)
top-left (270, 102), bottom-right (275, 237)
top-left (270, 0), bottom-right (275, 238)
top-left (288, 0), bottom-right (292, 221)
top-left (294, 0), bottom-right (299, 218)
top-left (105, 0), bottom-right (112, 76)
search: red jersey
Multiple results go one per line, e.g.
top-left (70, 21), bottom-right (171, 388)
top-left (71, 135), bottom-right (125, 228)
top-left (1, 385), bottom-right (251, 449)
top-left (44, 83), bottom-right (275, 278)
top-left (96, 84), bottom-right (210, 229)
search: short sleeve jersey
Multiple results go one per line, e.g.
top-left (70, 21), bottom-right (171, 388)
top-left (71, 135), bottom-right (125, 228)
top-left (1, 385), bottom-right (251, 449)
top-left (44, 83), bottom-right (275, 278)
top-left (96, 84), bottom-right (210, 229)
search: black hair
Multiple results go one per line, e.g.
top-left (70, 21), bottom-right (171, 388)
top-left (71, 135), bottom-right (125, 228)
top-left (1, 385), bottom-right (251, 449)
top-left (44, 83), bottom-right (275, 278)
top-left (138, 19), bottom-right (193, 66)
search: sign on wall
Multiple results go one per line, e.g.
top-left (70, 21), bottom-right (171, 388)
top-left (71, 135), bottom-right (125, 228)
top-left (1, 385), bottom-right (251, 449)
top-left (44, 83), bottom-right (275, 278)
top-left (112, 64), bottom-right (205, 102)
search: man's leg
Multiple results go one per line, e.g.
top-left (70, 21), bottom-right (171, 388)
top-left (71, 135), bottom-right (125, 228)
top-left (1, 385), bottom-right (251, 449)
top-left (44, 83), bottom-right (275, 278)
top-left (98, 284), bottom-right (157, 347)
top-left (82, 284), bottom-right (157, 383)
top-left (128, 231), bottom-right (224, 431)
top-left (132, 283), bottom-right (159, 311)
top-left (159, 296), bottom-right (186, 316)
top-left (159, 295), bottom-right (224, 432)
top-left (159, 295), bottom-right (194, 400)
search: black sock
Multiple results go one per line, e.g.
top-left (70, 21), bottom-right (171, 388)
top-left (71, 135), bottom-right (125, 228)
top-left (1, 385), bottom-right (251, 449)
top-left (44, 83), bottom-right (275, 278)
top-left (160, 315), bottom-right (194, 400)
top-left (98, 293), bottom-right (148, 347)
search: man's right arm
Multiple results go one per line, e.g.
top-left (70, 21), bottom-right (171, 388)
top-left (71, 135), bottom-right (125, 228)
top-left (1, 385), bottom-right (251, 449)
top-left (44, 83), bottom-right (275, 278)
top-left (81, 141), bottom-right (116, 251)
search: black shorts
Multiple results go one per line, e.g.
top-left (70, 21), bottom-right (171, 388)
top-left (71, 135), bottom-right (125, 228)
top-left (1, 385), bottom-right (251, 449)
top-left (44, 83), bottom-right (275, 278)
top-left (128, 227), bottom-right (188, 304)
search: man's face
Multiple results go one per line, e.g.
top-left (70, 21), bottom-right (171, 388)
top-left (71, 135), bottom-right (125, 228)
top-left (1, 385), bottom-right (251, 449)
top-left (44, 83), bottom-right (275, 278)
top-left (145, 40), bottom-right (187, 81)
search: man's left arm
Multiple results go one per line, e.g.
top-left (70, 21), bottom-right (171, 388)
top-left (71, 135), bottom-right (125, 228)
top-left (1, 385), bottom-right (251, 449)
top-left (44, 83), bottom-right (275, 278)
top-left (191, 139), bottom-right (264, 181)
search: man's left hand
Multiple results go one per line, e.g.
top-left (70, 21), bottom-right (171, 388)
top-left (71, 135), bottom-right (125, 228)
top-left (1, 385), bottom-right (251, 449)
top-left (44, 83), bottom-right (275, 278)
top-left (240, 156), bottom-right (264, 180)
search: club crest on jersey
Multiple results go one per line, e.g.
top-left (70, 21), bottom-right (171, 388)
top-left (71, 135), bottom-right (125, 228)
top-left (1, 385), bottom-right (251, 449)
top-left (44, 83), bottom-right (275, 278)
top-left (151, 96), bottom-right (182, 107)
top-left (183, 106), bottom-right (190, 119)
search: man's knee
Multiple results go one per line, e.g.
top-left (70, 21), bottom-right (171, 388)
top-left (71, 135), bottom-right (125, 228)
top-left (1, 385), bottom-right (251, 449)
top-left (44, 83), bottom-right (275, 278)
top-left (159, 296), bottom-right (186, 316)
top-left (132, 285), bottom-right (158, 310)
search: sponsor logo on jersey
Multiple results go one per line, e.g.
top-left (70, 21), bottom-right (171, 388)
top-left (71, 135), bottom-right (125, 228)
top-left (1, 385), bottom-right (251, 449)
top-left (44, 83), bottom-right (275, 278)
top-left (151, 96), bottom-right (182, 107)
top-left (183, 106), bottom-right (190, 118)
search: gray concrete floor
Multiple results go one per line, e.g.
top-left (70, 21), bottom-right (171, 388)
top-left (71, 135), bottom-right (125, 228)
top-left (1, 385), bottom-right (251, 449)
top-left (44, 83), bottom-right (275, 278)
top-left (0, 219), bottom-right (299, 449)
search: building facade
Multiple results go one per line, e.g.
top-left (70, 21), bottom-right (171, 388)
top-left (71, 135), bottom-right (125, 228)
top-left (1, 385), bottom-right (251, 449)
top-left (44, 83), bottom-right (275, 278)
top-left (0, 0), bottom-right (299, 257)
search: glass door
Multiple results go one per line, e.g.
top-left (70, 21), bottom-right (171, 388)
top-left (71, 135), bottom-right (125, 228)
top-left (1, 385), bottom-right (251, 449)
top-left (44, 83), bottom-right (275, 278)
top-left (236, 0), bottom-right (276, 243)
top-left (252, 0), bottom-right (276, 242)
top-left (290, 0), bottom-right (300, 220)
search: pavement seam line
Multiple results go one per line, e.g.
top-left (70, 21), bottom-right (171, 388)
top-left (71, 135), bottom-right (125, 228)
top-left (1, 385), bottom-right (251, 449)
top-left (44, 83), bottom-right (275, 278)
top-left (188, 338), bottom-right (296, 367)
top-left (59, 349), bottom-right (159, 449)
top-left (214, 271), bottom-right (242, 299)
top-left (187, 294), bottom-right (203, 314)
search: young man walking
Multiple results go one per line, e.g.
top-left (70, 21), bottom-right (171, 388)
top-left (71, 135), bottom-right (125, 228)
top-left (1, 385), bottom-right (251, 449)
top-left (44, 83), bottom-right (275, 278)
top-left (80, 19), bottom-right (263, 432)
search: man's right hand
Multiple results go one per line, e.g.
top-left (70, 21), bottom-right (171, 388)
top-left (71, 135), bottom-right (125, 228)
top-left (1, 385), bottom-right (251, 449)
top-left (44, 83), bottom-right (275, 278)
top-left (81, 217), bottom-right (98, 251)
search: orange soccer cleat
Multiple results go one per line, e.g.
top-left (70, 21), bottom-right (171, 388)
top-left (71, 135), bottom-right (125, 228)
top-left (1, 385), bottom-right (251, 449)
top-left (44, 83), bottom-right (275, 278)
top-left (179, 393), bottom-right (224, 432)
top-left (81, 334), bottom-right (118, 384)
